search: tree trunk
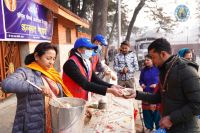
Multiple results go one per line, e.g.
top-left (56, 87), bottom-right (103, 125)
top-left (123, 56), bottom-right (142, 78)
top-left (79, 0), bottom-right (89, 18)
top-left (91, 0), bottom-right (108, 39)
top-left (125, 0), bottom-right (145, 41)
top-left (108, 10), bottom-right (118, 45)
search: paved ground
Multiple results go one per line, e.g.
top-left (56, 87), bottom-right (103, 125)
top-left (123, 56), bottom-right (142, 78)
top-left (0, 95), bottom-right (16, 133)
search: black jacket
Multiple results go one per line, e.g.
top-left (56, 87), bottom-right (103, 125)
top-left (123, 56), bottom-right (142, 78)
top-left (63, 54), bottom-right (112, 96)
top-left (136, 55), bottom-right (200, 133)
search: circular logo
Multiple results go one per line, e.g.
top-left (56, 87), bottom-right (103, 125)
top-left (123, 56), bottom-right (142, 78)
top-left (175, 5), bottom-right (190, 22)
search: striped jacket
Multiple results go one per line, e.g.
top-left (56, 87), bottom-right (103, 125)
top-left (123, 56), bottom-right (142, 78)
top-left (113, 51), bottom-right (139, 81)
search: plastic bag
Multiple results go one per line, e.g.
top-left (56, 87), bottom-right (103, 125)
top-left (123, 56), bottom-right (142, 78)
top-left (155, 128), bottom-right (166, 133)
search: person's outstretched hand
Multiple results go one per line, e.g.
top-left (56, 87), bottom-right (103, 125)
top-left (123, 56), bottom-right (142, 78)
top-left (141, 84), bottom-right (146, 89)
top-left (107, 87), bottom-right (123, 97)
top-left (159, 116), bottom-right (173, 130)
top-left (111, 84), bottom-right (125, 90)
top-left (123, 67), bottom-right (129, 73)
top-left (40, 86), bottom-right (53, 98)
top-left (104, 70), bottom-right (111, 76)
top-left (150, 84), bottom-right (157, 88)
top-left (122, 88), bottom-right (136, 99)
top-left (111, 75), bottom-right (117, 81)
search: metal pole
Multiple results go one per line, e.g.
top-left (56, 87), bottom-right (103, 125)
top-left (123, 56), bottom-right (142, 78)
top-left (117, 0), bottom-right (121, 48)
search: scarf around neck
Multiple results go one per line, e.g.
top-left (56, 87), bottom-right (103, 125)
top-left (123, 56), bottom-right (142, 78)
top-left (26, 62), bottom-right (73, 97)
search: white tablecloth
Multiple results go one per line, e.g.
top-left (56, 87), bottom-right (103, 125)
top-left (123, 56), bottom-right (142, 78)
top-left (83, 94), bottom-right (135, 133)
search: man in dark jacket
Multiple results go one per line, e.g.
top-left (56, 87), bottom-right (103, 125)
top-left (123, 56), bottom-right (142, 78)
top-left (126, 38), bottom-right (200, 133)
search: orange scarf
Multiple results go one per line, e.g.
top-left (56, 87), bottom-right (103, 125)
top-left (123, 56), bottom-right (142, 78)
top-left (26, 62), bottom-right (73, 97)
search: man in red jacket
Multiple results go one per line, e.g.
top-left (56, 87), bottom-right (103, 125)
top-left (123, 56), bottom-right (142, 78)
top-left (92, 34), bottom-right (115, 80)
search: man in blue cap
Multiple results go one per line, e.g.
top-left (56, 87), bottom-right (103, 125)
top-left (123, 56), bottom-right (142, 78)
top-left (92, 34), bottom-right (114, 80)
top-left (93, 34), bottom-right (108, 51)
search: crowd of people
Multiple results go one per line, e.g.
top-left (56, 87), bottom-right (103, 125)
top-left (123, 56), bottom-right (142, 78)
top-left (2, 35), bottom-right (200, 133)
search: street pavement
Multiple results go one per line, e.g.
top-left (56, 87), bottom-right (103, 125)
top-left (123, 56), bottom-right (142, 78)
top-left (0, 95), bottom-right (16, 133)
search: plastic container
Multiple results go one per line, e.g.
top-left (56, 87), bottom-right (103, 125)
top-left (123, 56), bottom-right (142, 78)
top-left (98, 96), bottom-right (107, 109)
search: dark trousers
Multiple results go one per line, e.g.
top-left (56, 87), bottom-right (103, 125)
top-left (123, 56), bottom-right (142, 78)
top-left (143, 110), bottom-right (161, 130)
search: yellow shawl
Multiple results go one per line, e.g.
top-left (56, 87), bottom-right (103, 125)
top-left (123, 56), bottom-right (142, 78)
top-left (26, 62), bottom-right (73, 97)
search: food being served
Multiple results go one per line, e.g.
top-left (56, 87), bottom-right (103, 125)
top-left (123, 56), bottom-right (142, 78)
top-left (87, 102), bottom-right (98, 109)
top-left (84, 108), bottom-right (92, 125)
top-left (61, 102), bottom-right (72, 108)
top-left (98, 97), bottom-right (107, 109)
top-left (122, 88), bottom-right (134, 96)
top-left (98, 101), bottom-right (106, 109)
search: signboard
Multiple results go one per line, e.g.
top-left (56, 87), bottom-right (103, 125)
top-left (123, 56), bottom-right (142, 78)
top-left (175, 4), bottom-right (190, 22)
top-left (0, 0), bottom-right (53, 42)
top-left (0, 1), bottom-right (5, 39)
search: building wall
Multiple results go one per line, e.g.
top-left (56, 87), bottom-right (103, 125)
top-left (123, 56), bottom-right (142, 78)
top-left (19, 42), bottom-right (29, 67)
top-left (71, 28), bottom-right (77, 44)
top-left (55, 15), bottom-right (77, 44)
top-left (52, 18), bottom-right (59, 45)
top-left (52, 17), bottom-right (78, 72)
top-left (55, 21), bottom-right (91, 72)
top-left (58, 23), bottom-right (67, 44)
top-left (58, 44), bottom-right (73, 73)
top-left (77, 32), bottom-right (91, 39)
top-left (19, 42), bottom-right (38, 67)
top-left (171, 43), bottom-right (200, 55)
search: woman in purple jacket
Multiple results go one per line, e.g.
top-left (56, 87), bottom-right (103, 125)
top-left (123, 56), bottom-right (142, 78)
top-left (139, 54), bottom-right (161, 132)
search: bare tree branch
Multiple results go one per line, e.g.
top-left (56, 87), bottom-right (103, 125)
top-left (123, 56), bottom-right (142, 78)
top-left (108, 9), bottom-right (118, 45)
top-left (125, 0), bottom-right (146, 41)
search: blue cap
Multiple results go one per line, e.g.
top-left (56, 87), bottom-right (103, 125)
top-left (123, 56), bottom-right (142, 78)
top-left (74, 38), bottom-right (98, 50)
top-left (178, 48), bottom-right (189, 57)
top-left (93, 34), bottom-right (108, 46)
